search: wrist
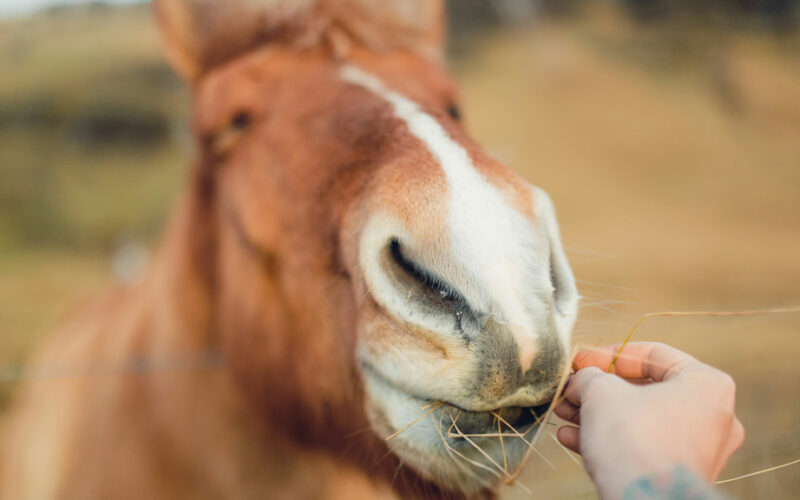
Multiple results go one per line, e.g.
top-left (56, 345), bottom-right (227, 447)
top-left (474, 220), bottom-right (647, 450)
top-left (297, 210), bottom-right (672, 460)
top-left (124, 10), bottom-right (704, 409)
top-left (590, 455), bottom-right (680, 500)
top-left (620, 464), bottom-right (724, 500)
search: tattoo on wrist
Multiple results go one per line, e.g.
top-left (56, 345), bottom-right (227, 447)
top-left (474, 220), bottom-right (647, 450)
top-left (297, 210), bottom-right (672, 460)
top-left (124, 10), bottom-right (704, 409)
top-left (623, 465), bottom-right (729, 500)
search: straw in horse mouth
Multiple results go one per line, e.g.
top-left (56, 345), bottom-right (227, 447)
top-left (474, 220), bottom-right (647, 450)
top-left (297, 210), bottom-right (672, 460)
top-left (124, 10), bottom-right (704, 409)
top-left (363, 363), bottom-right (550, 440)
top-left (431, 400), bottom-right (550, 438)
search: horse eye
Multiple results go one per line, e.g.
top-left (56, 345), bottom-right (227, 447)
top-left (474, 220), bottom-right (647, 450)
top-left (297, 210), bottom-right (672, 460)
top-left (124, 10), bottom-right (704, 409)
top-left (447, 103), bottom-right (461, 121)
top-left (231, 111), bottom-right (252, 130)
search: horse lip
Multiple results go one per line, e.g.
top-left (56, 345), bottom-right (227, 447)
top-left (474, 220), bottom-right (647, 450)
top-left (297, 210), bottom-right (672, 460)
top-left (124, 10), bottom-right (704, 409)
top-left (361, 362), bottom-right (551, 437)
top-left (435, 400), bottom-right (550, 436)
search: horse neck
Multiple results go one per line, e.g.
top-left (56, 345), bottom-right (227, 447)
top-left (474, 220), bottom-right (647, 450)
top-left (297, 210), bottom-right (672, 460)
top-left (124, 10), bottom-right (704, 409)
top-left (146, 166), bottom-right (217, 355)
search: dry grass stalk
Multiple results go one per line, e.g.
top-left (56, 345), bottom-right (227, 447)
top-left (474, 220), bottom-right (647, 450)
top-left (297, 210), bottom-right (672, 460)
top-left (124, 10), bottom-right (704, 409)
top-left (385, 400), bottom-right (445, 441)
top-left (505, 343), bottom-right (586, 484)
top-left (449, 413), bottom-right (513, 480)
top-left (547, 430), bottom-right (581, 466)
top-left (497, 415), bottom-right (508, 472)
top-left (491, 410), bottom-right (556, 470)
top-left (446, 408), bottom-right (462, 436)
top-left (715, 458), bottom-right (800, 484)
top-left (609, 306), bottom-right (800, 373)
top-left (433, 409), bottom-right (505, 483)
top-left (445, 409), bottom-right (539, 439)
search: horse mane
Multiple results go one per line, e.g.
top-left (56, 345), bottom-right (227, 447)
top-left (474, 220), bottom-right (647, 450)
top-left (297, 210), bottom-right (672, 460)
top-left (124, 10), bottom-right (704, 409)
top-left (155, 0), bottom-right (445, 81)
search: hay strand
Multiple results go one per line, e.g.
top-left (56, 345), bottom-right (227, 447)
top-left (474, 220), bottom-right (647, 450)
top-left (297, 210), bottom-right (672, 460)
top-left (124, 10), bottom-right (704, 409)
top-left (505, 343), bottom-right (588, 484)
top-left (609, 306), bottom-right (800, 373)
top-left (449, 414), bottom-right (513, 480)
top-left (385, 400), bottom-right (445, 441)
top-left (716, 458), bottom-right (800, 485)
top-left (432, 410), bottom-right (507, 487)
top-left (491, 410), bottom-right (556, 470)
top-left (497, 415), bottom-right (508, 472)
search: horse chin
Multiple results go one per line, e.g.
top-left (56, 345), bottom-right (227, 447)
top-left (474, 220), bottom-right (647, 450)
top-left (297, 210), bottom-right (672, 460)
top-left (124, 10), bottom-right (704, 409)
top-left (361, 365), bottom-right (551, 494)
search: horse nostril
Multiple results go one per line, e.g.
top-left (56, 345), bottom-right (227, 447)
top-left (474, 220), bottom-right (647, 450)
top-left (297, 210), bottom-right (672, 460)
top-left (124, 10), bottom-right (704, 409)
top-left (550, 258), bottom-right (566, 314)
top-left (548, 238), bottom-right (577, 316)
top-left (534, 188), bottom-right (578, 318)
top-left (384, 238), bottom-right (472, 321)
top-left (387, 239), bottom-right (455, 300)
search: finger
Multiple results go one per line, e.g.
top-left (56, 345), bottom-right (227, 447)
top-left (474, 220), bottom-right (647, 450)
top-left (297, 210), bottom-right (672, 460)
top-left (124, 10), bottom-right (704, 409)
top-left (574, 342), bottom-right (698, 382)
top-left (710, 417), bottom-right (745, 481)
top-left (731, 418), bottom-right (745, 452)
top-left (554, 399), bottom-right (581, 425)
top-left (720, 418), bottom-right (746, 475)
top-left (557, 425), bottom-right (581, 454)
top-left (563, 366), bottom-right (610, 407)
top-left (626, 378), bottom-right (655, 386)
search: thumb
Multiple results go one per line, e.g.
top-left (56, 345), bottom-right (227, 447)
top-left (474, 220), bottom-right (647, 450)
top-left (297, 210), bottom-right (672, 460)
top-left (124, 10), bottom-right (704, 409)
top-left (563, 366), bottom-right (615, 407)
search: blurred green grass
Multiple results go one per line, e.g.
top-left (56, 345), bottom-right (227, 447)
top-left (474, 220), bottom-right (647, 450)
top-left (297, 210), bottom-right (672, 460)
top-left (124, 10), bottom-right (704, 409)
top-left (0, 4), bottom-right (186, 251)
top-left (0, 4), bottom-right (186, 403)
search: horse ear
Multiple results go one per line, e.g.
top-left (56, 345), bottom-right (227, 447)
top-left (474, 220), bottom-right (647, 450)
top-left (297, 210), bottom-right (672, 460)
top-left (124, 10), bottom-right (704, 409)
top-left (154, 0), bottom-right (445, 82)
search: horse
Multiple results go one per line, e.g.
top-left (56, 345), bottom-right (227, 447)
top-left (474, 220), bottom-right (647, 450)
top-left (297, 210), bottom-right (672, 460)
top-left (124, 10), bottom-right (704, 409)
top-left (1, 1), bottom-right (579, 498)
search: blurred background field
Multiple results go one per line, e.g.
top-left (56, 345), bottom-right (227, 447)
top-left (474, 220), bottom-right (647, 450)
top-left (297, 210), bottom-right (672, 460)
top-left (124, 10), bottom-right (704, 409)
top-left (1, 1), bottom-right (799, 498)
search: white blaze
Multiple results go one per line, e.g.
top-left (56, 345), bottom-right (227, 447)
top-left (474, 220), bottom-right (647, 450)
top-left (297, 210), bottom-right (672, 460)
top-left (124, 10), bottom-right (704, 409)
top-left (341, 65), bottom-right (553, 369)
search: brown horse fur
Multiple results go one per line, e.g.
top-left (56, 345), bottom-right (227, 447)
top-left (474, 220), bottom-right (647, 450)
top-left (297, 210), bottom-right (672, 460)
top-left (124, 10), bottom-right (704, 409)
top-left (1, 1), bottom-right (578, 499)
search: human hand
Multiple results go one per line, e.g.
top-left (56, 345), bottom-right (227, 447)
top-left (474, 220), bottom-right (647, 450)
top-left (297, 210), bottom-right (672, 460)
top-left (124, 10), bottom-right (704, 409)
top-left (555, 342), bottom-right (745, 500)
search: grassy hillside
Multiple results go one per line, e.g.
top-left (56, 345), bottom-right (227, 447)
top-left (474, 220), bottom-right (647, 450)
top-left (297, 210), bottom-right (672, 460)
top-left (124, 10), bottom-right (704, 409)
top-left (0, 4), bottom-right (186, 404)
top-left (0, 4), bottom-right (186, 251)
